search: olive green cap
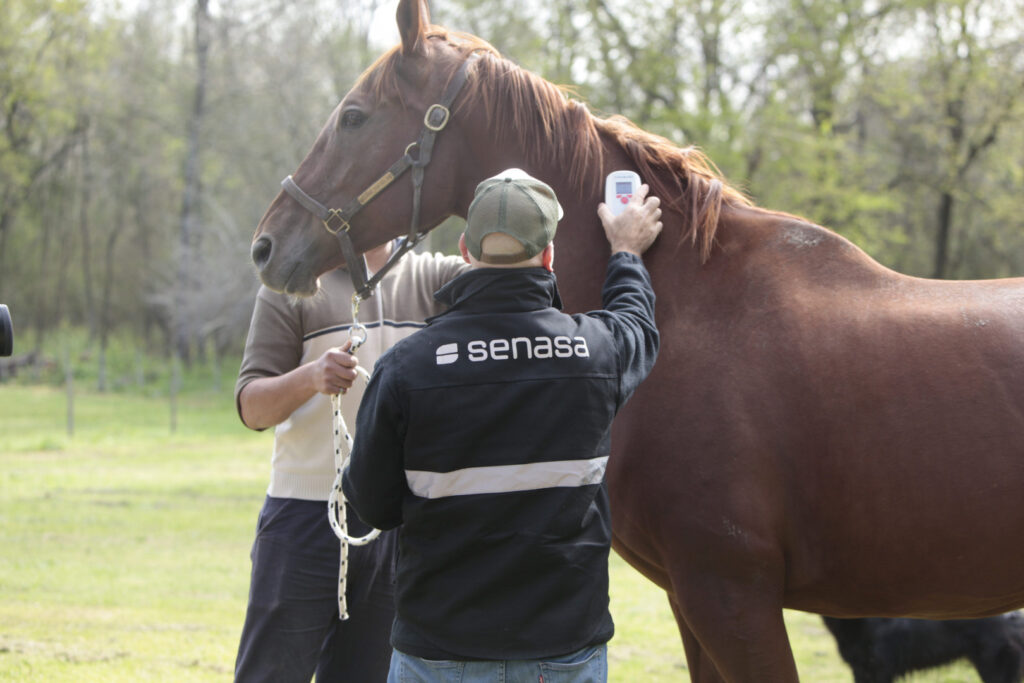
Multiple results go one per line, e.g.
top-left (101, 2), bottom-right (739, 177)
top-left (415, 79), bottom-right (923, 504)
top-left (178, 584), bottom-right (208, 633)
top-left (465, 168), bottom-right (563, 264)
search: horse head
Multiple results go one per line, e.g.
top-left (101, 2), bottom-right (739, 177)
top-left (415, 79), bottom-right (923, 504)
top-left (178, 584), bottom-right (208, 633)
top-left (250, 0), bottom-right (746, 306)
top-left (250, 0), bottom-right (487, 295)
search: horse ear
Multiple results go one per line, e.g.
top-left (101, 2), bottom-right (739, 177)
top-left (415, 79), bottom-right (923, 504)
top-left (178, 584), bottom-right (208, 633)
top-left (396, 0), bottom-right (430, 57)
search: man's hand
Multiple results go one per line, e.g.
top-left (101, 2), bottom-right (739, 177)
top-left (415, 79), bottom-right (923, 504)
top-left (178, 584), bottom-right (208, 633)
top-left (310, 339), bottom-right (359, 395)
top-left (597, 184), bottom-right (663, 257)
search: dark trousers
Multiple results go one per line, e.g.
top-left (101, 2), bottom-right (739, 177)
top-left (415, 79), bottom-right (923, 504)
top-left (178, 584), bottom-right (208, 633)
top-left (234, 496), bottom-right (398, 683)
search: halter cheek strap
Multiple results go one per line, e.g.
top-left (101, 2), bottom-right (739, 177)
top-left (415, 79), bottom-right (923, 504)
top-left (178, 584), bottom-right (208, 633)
top-left (280, 53), bottom-right (479, 302)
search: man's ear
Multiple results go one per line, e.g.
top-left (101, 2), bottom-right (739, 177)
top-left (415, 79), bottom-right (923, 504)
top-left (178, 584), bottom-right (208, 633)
top-left (396, 0), bottom-right (430, 57)
top-left (542, 243), bottom-right (555, 272)
top-left (459, 234), bottom-right (471, 264)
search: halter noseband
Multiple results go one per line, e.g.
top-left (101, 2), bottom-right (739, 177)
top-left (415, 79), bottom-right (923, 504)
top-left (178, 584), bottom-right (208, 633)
top-left (280, 54), bottom-right (478, 302)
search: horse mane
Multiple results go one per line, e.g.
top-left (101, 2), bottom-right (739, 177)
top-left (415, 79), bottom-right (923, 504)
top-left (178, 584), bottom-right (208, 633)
top-left (356, 27), bottom-right (753, 263)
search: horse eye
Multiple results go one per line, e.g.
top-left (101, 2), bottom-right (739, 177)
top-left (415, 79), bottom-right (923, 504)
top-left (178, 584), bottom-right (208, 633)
top-left (340, 109), bottom-right (366, 129)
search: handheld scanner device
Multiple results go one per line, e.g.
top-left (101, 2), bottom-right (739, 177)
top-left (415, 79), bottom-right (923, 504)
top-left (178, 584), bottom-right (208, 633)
top-left (605, 170), bottom-right (642, 216)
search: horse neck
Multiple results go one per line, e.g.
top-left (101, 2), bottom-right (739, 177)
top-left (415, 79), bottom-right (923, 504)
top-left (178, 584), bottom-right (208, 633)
top-left (542, 139), bottom-right (710, 313)
top-left (546, 182), bottom-right (611, 313)
top-left (464, 120), bottom-right (895, 314)
top-left (454, 110), bottom-right (708, 313)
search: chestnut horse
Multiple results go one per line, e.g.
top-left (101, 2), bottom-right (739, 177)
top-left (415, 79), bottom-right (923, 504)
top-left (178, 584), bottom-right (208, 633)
top-left (249, 1), bottom-right (1024, 680)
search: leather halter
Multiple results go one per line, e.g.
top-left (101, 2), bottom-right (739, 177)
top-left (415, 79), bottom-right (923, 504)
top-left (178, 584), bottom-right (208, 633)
top-left (280, 54), bottom-right (478, 302)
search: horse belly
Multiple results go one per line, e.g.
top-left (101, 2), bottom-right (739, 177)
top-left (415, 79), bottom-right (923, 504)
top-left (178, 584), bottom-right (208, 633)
top-left (783, 298), bottom-right (1024, 617)
top-left (785, 471), bottom-right (1024, 618)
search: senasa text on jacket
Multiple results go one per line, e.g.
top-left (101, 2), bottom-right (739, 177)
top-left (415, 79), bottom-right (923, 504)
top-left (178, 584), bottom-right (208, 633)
top-left (435, 336), bottom-right (591, 365)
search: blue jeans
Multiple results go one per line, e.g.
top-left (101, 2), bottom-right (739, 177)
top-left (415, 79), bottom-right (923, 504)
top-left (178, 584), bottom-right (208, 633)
top-left (387, 644), bottom-right (607, 683)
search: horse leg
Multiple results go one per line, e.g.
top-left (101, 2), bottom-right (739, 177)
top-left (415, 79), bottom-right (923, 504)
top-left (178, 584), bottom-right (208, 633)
top-left (669, 594), bottom-right (727, 683)
top-left (670, 569), bottom-right (799, 682)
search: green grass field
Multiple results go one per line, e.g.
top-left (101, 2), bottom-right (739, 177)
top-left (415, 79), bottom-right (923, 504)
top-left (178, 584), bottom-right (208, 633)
top-left (0, 384), bottom-right (985, 681)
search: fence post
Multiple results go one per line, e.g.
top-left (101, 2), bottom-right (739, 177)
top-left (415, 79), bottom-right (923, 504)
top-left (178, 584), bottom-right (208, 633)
top-left (170, 351), bottom-right (180, 434)
top-left (64, 343), bottom-right (74, 437)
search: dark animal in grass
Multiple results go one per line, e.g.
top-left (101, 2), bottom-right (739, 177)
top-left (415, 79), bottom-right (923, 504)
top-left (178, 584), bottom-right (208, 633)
top-left (822, 613), bottom-right (1024, 683)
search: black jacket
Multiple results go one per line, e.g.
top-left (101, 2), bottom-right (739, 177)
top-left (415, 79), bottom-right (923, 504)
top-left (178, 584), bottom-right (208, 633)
top-left (343, 252), bottom-right (659, 661)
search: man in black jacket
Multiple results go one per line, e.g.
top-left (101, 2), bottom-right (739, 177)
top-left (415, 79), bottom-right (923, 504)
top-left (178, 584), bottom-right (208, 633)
top-left (343, 168), bottom-right (662, 683)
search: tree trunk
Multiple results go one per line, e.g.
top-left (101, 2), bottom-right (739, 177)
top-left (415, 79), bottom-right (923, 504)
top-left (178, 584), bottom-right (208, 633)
top-left (98, 193), bottom-right (126, 392)
top-left (176, 0), bottom-right (211, 367)
top-left (78, 129), bottom-right (97, 341)
top-left (933, 190), bottom-right (954, 279)
top-left (0, 207), bottom-right (13, 295)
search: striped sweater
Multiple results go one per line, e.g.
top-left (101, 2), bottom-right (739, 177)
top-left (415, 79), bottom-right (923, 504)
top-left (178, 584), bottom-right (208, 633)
top-left (236, 249), bottom-right (468, 500)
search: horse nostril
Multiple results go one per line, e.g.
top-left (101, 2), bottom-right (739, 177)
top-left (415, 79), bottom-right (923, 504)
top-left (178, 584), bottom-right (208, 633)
top-left (251, 236), bottom-right (273, 269)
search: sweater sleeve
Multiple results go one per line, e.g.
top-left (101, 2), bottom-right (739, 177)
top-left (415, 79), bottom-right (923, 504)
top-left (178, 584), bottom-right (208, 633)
top-left (234, 286), bottom-right (303, 429)
top-left (342, 348), bottom-right (408, 530)
top-left (586, 252), bottom-right (660, 404)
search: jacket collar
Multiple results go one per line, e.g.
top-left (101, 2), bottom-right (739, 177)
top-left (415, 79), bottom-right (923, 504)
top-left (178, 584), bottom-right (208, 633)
top-left (433, 267), bottom-right (564, 315)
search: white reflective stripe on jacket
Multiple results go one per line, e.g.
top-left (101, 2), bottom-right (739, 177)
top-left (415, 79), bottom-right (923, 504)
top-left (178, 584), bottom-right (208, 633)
top-left (405, 456), bottom-right (609, 499)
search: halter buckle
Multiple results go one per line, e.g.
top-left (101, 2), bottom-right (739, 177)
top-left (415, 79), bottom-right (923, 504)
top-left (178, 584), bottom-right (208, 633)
top-left (424, 104), bottom-right (450, 132)
top-left (323, 209), bottom-right (351, 235)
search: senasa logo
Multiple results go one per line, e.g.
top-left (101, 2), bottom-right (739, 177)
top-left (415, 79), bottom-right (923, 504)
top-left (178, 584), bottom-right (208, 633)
top-left (435, 336), bottom-right (590, 365)
top-left (435, 343), bottom-right (459, 365)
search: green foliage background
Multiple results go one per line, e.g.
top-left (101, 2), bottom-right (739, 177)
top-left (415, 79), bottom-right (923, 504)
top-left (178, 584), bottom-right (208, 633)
top-left (1, 0), bottom-right (1023, 371)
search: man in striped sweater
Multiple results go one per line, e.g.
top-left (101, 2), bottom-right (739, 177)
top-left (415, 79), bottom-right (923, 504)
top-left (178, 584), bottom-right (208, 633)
top-left (234, 240), bottom-right (467, 682)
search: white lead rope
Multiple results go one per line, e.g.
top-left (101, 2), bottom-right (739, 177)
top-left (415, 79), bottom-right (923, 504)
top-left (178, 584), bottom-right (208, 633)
top-left (327, 292), bottom-right (382, 620)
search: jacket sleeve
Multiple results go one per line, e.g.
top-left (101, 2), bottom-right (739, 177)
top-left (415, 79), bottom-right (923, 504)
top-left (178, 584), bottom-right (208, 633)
top-left (586, 251), bottom-right (660, 404)
top-left (341, 349), bottom-right (408, 530)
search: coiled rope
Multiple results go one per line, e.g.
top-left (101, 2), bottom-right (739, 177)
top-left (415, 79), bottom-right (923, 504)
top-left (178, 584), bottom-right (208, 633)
top-left (327, 292), bottom-right (381, 620)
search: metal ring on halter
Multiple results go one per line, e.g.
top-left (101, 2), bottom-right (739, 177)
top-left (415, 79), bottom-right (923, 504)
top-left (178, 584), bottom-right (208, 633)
top-left (404, 141), bottom-right (419, 159)
top-left (348, 322), bottom-right (368, 351)
top-left (349, 293), bottom-right (368, 353)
